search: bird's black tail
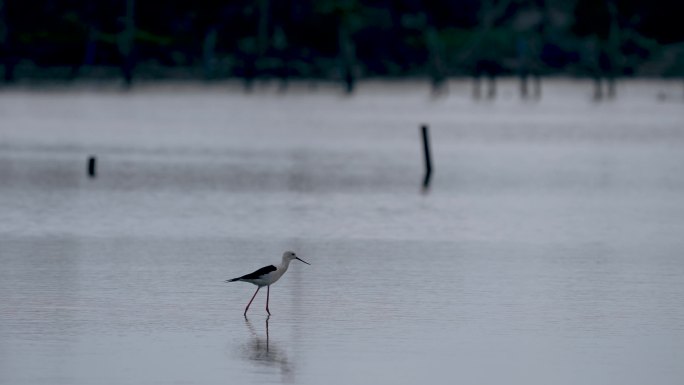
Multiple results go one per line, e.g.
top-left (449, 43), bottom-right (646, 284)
top-left (226, 278), bottom-right (240, 282)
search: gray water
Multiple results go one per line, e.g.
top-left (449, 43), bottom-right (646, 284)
top-left (1, 79), bottom-right (683, 385)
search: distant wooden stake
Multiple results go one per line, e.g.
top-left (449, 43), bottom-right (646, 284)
top-left (88, 156), bottom-right (96, 178)
top-left (421, 125), bottom-right (432, 189)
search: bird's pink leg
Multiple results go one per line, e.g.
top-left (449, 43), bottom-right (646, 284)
top-left (266, 285), bottom-right (271, 315)
top-left (244, 287), bottom-right (260, 316)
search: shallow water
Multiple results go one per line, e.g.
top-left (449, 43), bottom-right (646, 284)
top-left (1, 79), bottom-right (684, 384)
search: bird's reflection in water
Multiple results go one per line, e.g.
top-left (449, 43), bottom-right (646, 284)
top-left (241, 316), bottom-right (294, 383)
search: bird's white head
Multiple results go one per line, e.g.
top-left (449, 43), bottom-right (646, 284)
top-left (283, 251), bottom-right (311, 265)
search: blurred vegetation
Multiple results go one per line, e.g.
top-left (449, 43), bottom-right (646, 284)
top-left (1, 0), bottom-right (683, 85)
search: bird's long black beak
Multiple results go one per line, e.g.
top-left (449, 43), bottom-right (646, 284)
top-left (296, 257), bottom-right (311, 265)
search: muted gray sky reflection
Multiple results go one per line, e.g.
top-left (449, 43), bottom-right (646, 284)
top-left (240, 316), bottom-right (294, 384)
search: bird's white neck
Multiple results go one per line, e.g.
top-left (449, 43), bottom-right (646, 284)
top-left (279, 257), bottom-right (292, 271)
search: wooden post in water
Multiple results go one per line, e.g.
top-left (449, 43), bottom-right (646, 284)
top-left (421, 124), bottom-right (432, 189)
top-left (88, 156), bottom-right (96, 178)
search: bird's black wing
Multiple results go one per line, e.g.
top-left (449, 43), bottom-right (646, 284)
top-left (231, 265), bottom-right (277, 281)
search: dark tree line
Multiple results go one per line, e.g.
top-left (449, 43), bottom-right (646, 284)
top-left (1, 0), bottom-right (683, 87)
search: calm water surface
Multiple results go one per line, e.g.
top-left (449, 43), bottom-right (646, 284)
top-left (1, 80), bottom-right (684, 384)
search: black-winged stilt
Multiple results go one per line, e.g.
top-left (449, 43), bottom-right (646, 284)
top-left (227, 251), bottom-right (310, 316)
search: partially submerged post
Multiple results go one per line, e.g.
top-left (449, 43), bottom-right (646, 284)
top-left (88, 156), bottom-right (96, 178)
top-left (421, 125), bottom-right (432, 189)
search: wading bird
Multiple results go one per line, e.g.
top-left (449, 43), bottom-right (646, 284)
top-left (227, 251), bottom-right (310, 316)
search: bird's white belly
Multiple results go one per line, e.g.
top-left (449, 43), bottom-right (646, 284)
top-left (253, 271), bottom-right (282, 286)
